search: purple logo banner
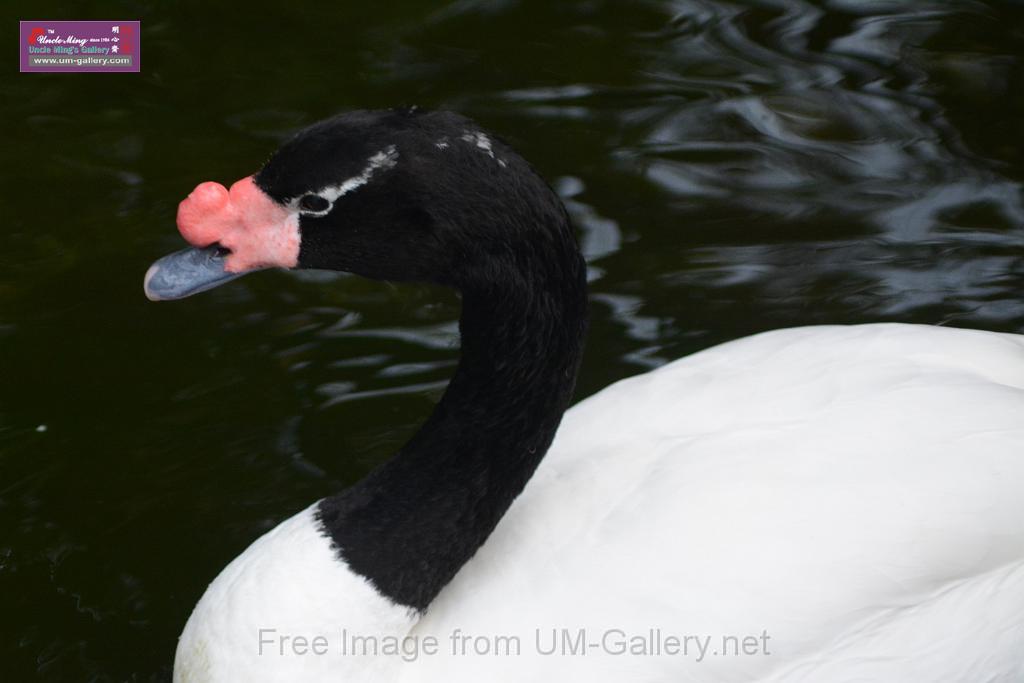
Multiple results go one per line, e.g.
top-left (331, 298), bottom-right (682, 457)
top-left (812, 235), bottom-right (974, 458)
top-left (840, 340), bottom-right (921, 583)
top-left (20, 20), bottom-right (140, 73)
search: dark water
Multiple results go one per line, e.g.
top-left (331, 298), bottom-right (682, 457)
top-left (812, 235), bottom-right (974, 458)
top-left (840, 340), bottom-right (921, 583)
top-left (2, 0), bottom-right (1022, 679)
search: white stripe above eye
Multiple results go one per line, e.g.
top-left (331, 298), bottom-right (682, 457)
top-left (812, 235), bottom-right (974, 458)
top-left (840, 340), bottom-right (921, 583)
top-left (292, 145), bottom-right (400, 214)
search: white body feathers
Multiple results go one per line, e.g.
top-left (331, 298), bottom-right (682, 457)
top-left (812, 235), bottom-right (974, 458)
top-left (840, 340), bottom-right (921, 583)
top-left (176, 324), bottom-right (1024, 682)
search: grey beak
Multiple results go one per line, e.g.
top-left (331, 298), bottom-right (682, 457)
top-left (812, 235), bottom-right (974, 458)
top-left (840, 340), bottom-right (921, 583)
top-left (144, 246), bottom-right (252, 301)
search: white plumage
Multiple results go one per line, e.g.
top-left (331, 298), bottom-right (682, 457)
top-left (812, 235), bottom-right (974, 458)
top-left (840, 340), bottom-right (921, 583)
top-left (177, 323), bottom-right (1024, 682)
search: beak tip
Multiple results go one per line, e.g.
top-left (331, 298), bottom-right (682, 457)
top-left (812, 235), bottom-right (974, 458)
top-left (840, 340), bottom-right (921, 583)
top-left (143, 262), bottom-right (164, 301)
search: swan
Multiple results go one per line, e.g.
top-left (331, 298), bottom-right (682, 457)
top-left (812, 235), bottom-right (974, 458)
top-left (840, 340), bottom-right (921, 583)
top-left (144, 109), bottom-right (1024, 682)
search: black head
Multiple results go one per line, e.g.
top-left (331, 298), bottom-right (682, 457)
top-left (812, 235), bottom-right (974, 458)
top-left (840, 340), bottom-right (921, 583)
top-left (257, 109), bottom-right (573, 288)
top-left (143, 109), bottom-right (579, 301)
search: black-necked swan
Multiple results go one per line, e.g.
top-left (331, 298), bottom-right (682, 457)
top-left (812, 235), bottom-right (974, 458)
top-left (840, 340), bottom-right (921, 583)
top-left (144, 109), bottom-right (1024, 682)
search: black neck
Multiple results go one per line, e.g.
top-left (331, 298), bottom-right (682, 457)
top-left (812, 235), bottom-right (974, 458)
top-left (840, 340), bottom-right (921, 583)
top-left (317, 225), bottom-right (588, 611)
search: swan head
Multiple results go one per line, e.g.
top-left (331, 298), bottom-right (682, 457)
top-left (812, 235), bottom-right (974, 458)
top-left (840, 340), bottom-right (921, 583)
top-left (145, 109), bottom-right (568, 301)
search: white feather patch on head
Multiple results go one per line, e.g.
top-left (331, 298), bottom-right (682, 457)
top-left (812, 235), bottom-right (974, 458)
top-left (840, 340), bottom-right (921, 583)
top-left (292, 145), bottom-right (400, 216)
top-left (460, 131), bottom-right (507, 168)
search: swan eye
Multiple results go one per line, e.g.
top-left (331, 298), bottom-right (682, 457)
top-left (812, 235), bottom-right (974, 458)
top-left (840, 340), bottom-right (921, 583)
top-left (298, 194), bottom-right (330, 214)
